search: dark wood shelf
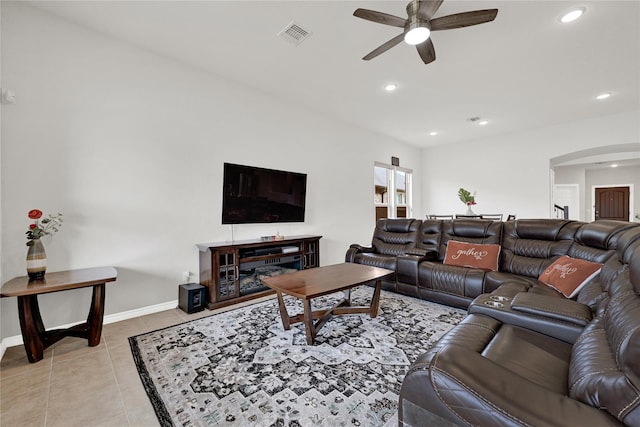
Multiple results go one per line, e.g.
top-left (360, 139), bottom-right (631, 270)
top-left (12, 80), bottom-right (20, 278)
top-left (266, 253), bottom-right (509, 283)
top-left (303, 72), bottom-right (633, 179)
top-left (197, 235), bottom-right (321, 309)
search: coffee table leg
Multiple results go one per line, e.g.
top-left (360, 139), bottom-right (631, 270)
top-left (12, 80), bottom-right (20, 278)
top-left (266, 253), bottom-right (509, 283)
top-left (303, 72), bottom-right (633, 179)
top-left (275, 292), bottom-right (291, 330)
top-left (303, 299), bottom-right (315, 345)
top-left (370, 280), bottom-right (382, 318)
top-left (343, 289), bottom-right (351, 306)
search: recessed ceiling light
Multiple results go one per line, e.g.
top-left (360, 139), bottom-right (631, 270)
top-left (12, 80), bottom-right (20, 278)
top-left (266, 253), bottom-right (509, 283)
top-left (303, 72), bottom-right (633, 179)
top-left (611, 164), bottom-right (619, 168)
top-left (596, 92), bottom-right (612, 100)
top-left (478, 120), bottom-right (489, 126)
top-left (429, 131), bottom-right (438, 136)
top-left (560, 7), bottom-right (585, 23)
top-left (384, 83), bottom-right (398, 92)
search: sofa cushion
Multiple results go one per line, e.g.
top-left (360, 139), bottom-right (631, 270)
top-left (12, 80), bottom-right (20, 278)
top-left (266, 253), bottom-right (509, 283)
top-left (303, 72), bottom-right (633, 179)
top-left (415, 219), bottom-right (444, 253)
top-left (482, 324), bottom-right (572, 393)
top-left (443, 240), bottom-right (500, 271)
top-left (483, 271), bottom-right (539, 294)
top-left (437, 219), bottom-right (502, 262)
top-left (572, 220), bottom-right (639, 252)
top-left (416, 261), bottom-right (487, 308)
top-left (371, 218), bottom-right (421, 256)
top-left (499, 219), bottom-right (581, 278)
top-left (351, 253), bottom-right (398, 272)
top-left (538, 256), bottom-right (602, 298)
top-left (568, 269), bottom-right (640, 425)
top-left (400, 313), bottom-right (622, 427)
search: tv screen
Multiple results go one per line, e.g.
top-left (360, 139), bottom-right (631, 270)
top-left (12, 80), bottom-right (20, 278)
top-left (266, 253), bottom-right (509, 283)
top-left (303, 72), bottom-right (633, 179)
top-left (222, 163), bottom-right (307, 224)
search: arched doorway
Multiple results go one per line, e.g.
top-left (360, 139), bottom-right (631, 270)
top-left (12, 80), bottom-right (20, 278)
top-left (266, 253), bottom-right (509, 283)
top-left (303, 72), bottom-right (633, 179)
top-left (549, 143), bottom-right (640, 222)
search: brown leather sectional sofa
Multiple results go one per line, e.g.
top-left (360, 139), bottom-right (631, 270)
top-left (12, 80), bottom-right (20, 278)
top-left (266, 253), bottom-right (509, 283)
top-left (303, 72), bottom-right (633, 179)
top-left (346, 218), bottom-right (640, 426)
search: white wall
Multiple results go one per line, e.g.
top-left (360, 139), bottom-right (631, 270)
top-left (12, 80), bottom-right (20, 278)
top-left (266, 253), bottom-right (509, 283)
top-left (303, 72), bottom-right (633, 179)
top-left (422, 111), bottom-right (640, 219)
top-left (0, 3), bottom-right (422, 339)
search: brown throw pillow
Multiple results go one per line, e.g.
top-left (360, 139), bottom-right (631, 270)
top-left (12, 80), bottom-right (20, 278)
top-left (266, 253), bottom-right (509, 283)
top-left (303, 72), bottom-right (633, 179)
top-left (538, 256), bottom-right (603, 298)
top-left (443, 240), bottom-right (500, 271)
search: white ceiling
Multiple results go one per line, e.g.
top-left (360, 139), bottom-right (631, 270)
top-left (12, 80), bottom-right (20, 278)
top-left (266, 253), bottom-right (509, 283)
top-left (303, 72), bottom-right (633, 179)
top-left (27, 0), bottom-right (640, 148)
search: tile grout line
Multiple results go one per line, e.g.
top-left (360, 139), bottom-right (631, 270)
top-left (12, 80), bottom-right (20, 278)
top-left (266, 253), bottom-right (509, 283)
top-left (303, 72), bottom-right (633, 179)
top-left (104, 336), bottom-right (133, 426)
top-left (44, 354), bottom-right (53, 426)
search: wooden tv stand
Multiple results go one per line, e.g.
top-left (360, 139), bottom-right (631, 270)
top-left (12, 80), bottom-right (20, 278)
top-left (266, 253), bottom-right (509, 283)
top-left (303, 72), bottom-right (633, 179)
top-left (197, 235), bottom-right (321, 310)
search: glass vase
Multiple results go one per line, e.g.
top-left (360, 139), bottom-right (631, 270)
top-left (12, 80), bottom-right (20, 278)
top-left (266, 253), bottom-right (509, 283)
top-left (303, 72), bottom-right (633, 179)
top-left (465, 205), bottom-right (475, 215)
top-left (26, 239), bottom-right (47, 280)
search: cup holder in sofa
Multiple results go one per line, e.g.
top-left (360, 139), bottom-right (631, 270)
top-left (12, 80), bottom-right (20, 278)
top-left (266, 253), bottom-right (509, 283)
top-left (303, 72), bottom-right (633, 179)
top-left (484, 300), bottom-right (505, 308)
top-left (490, 295), bottom-right (510, 303)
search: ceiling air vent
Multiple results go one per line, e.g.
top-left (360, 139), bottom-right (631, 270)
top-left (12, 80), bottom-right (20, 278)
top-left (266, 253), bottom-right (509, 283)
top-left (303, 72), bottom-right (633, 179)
top-left (278, 21), bottom-right (312, 46)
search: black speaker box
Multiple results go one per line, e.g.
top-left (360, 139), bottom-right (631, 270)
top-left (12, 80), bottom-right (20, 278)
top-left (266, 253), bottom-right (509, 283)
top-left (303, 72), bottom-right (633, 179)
top-left (178, 283), bottom-right (206, 314)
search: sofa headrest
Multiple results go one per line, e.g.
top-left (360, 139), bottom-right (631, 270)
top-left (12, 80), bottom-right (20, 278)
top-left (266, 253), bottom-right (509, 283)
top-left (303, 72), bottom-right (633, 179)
top-left (617, 227), bottom-right (640, 264)
top-left (379, 218), bottom-right (419, 233)
top-left (575, 220), bottom-right (639, 250)
top-left (421, 219), bottom-right (444, 235)
top-left (418, 220), bottom-right (444, 251)
top-left (631, 246), bottom-right (640, 295)
top-left (447, 219), bottom-right (502, 239)
top-left (509, 219), bottom-right (581, 241)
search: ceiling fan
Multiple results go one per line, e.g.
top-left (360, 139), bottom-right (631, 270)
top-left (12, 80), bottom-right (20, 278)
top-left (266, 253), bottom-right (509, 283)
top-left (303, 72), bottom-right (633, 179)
top-left (353, 0), bottom-right (498, 65)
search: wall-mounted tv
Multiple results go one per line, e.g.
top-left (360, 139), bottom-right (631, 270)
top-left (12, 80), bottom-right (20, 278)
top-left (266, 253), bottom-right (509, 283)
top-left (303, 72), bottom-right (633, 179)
top-left (222, 163), bottom-right (307, 224)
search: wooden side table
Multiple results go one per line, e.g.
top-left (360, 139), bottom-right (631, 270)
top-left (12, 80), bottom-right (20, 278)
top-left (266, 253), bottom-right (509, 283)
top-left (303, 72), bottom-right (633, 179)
top-left (1, 267), bottom-right (118, 363)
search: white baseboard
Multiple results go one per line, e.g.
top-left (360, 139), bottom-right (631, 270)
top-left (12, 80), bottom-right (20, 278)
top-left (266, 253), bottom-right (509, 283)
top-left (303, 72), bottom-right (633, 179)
top-left (0, 299), bottom-right (178, 361)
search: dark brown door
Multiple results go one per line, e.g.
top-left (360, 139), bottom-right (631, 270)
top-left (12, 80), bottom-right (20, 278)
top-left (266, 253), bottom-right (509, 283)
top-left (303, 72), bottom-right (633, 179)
top-left (595, 186), bottom-right (630, 220)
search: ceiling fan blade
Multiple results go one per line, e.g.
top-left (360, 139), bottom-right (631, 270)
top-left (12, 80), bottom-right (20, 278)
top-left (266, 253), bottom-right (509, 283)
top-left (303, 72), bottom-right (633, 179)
top-left (363, 33), bottom-right (405, 60)
top-left (430, 9), bottom-right (498, 31)
top-left (353, 9), bottom-right (407, 28)
top-left (416, 38), bottom-right (436, 64)
top-left (417, 0), bottom-right (444, 20)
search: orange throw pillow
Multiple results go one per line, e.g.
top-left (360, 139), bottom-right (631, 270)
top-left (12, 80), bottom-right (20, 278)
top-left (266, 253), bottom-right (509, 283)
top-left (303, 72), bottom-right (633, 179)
top-left (538, 256), bottom-right (603, 298)
top-left (443, 240), bottom-right (500, 271)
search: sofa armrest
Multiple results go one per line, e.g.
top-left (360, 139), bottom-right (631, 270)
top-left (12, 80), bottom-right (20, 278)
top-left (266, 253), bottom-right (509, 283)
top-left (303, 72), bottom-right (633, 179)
top-left (345, 244), bottom-right (374, 263)
top-left (510, 292), bottom-right (592, 326)
top-left (396, 255), bottom-right (420, 285)
top-left (349, 243), bottom-right (374, 252)
top-left (404, 248), bottom-right (438, 259)
top-left (396, 250), bottom-right (438, 285)
top-left (468, 293), bottom-right (586, 344)
top-left (401, 344), bottom-right (622, 427)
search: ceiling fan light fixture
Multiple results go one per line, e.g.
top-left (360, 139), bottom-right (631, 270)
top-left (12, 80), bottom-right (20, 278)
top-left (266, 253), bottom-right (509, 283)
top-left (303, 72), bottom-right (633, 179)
top-left (405, 25), bottom-right (430, 45)
top-left (560, 7), bottom-right (585, 23)
top-left (404, 15), bottom-right (431, 46)
top-left (353, 0), bottom-right (498, 65)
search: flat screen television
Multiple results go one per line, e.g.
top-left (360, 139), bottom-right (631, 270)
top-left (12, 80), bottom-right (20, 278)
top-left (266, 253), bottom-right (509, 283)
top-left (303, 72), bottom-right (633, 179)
top-left (222, 163), bottom-right (307, 224)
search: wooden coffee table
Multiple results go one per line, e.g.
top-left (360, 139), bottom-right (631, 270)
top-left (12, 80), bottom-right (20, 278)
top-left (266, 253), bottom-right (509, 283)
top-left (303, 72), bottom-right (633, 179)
top-left (261, 263), bottom-right (393, 345)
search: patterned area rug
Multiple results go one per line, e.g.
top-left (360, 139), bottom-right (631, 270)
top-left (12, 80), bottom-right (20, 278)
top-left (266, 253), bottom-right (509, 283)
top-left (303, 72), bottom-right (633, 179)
top-left (129, 287), bottom-right (465, 427)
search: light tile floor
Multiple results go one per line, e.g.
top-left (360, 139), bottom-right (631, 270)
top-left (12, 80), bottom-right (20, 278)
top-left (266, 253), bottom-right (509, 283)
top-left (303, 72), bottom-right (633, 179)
top-left (1, 297), bottom-right (274, 427)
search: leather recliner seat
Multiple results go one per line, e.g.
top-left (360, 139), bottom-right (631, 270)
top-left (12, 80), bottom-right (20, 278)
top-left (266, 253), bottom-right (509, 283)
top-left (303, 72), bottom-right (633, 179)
top-left (349, 218), bottom-right (639, 308)
top-left (347, 219), bottom-right (640, 426)
top-left (415, 219), bottom-right (502, 308)
top-left (345, 218), bottom-right (421, 281)
top-left (398, 230), bottom-right (640, 426)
